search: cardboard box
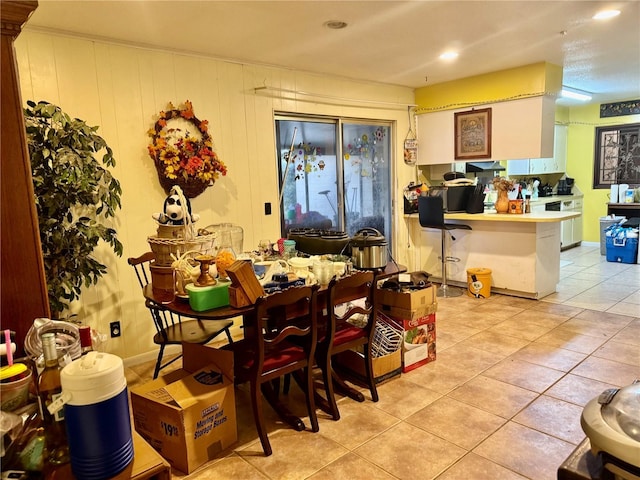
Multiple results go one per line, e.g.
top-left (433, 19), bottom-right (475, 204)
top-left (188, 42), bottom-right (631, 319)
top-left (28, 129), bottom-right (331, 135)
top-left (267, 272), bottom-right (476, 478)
top-left (333, 348), bottom-right (402, 385)
top-left (376, 285), bottom-right (437, 312)
top-left (226, 260), bottom-right (265, 303)
top-left (130, 344), bottom-right (237, 474)
top-left (396, 313), bottom-right (436, 373)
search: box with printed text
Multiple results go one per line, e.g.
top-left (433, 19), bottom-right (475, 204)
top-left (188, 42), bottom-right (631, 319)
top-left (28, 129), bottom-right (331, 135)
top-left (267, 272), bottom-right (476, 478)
top-left (130, 343), bottom-right (237, 474)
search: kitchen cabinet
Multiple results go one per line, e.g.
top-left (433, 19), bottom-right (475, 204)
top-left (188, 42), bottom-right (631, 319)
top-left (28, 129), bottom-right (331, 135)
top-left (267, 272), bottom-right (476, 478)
top-left (417, 96), bottom-right (555, 164)
top-left (507, 125), bottom-right (567, 175)
top-left (560, 197), bottom-right (583, 250)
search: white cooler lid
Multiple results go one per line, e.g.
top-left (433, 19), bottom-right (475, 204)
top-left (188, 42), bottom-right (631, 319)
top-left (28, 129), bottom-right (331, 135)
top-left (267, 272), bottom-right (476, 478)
top-left (61, 351), bottom-right (126, 405)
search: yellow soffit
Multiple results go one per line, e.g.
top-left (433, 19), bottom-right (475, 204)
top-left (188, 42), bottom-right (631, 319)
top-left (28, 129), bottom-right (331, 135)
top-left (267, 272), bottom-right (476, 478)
top-left (415, 62), bottom-right (562, 113)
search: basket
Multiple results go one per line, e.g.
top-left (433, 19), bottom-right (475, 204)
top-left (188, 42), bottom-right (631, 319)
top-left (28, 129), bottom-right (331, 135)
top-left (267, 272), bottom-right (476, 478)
top-left (371, 312), bottom-right (403, 358)
top-left (147, 231), bottom-right (216, 267)
top-left (147, 185), bottom-right (217, 266)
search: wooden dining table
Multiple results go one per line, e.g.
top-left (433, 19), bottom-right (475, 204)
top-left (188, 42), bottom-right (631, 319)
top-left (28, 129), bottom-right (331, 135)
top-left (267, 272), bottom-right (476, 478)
top-left (142, 262), bottom-right (407, 429)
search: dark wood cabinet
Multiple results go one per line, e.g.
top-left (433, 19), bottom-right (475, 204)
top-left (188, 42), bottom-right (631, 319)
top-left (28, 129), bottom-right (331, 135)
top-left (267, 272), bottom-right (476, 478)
top-left (1, 1), bottom-right (50, 356)
top-left (607, 202), bottom-right (640, 219)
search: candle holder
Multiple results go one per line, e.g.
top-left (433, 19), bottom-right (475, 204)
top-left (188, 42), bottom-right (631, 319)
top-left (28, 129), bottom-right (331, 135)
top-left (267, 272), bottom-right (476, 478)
top-left (195, 255), bottom-right (217, 286)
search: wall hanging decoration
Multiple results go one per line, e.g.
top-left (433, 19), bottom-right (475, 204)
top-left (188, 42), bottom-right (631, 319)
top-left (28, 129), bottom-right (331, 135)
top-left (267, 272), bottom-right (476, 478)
top-left (148, 100), bottom-right (227, 198)
top-left (454, 107), bottom-right (492, 160)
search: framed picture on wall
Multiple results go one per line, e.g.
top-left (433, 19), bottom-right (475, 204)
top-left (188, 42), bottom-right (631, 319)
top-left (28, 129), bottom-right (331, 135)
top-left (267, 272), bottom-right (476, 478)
top-left (454, 108), bottom-right (492, 159)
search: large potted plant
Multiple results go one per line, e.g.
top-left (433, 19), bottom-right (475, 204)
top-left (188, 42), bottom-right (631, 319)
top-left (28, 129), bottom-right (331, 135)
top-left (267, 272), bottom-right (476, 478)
top-left (24, 100), bottom-right (123, 318)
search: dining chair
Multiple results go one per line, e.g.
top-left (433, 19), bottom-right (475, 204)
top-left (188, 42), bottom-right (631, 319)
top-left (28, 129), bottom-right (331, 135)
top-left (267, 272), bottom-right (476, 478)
top-left (418, 195), bottom-right (472, 297)
top-left (127, 252), bottom-right (234, 379)
top-left (316, 270), bottom-right (378, 421)
top-left (224, 285), bottom-right (320, 456)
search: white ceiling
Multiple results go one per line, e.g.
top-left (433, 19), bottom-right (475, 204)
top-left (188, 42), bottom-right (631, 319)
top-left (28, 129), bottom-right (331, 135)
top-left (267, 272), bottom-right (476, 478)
top-left (24, 0), bottom-right (640, 105)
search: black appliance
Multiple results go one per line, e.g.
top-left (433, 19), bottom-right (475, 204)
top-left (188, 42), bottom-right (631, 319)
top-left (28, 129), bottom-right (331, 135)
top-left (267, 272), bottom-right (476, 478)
top-left (465, 161), bottom-right (505, 173)
top-left (428, 185), bottom-right (475, 212)
top-left (287, 229), bottom-right (350, 255)
top-left (538, 184), bottom-right (554, 197)
top-left (557, 177), bottom-right (574, 195)
top-left (545, 201), bottom-right (561, 211)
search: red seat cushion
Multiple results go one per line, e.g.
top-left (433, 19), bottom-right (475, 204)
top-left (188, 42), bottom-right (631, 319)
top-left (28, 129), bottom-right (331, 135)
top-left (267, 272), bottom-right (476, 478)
top-left (333, 325), bottom-right (366, 346)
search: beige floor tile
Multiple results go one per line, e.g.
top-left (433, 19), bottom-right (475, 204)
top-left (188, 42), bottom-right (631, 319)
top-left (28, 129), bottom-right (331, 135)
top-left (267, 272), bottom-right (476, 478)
top-left (512, 395), bottom-right (585, 445)
top-left (531, 301), bottom-right (584, 317)
top-left (313, 400), bottom-right (399, 450)
top-left (436, 453), bottom-right (528, 480)
top-left (508, 309), bottom-right (570, 329)
top-left (534, 327), bottom-right (608, 354)
top-left (573, 309), bottom-right (635, 331)
top-left (373, 376), bottom-right (442, 419)
top-left (402, 360), bottom-right (479, 394)
top-left (238, 429), bottom-right (348, 480)
top-left (592, 339), bottom-right (640, 366)
top-left (354, 422), bottom-right (466, 479)
top-left (448, 376), bottom-right (538, 419)
top-left (487, 318), bottom-right (555, 342)
top-left (482, 358), bottom-right (565, 393)
top-left (571, 356), bottom-right (640, 387)
top-left (473, 422), bottom-right (576, 480)
top-left (607, 301), bottom-right (640, 317)
top-left (436, 321), bottom-right (482, 350)
top-left (509, 342), bottom-right (586, 372)
top-left (457, 330), bottom-right (530, 357)
top-left (407, 396), bottom-right (506, 450)
top-left (610, 319), bottom-right (640, 346)
top-left (181, 454), bottom-right (268, 479)
top-left (436, 343), bottom-right (504, 373)
top-left (545, 373), bottom-right (617, 407)
top-left (307, 452), bottom-right (397, 480)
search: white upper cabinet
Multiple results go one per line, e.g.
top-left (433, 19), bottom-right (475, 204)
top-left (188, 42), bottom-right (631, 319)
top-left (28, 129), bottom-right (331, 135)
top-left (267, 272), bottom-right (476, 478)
top-left (416, 96), bottom-right (555, 165)
top-left (507, 124), bottom-right (567, 175)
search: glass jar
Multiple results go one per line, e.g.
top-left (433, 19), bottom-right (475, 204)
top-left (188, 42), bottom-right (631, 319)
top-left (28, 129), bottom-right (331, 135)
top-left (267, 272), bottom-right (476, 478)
top-left (215, 230), bottom-right (236, 280)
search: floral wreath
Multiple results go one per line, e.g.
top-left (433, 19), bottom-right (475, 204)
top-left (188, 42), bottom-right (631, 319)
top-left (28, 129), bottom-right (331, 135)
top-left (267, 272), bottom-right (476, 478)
top-left (148, 100), bottom-right (227, 197)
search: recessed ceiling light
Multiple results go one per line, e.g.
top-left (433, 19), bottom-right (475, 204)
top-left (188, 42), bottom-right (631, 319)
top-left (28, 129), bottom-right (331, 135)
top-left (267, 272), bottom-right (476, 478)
top-left (593, 9), bottom-right (620, 20)
top-left (439, 51), bottom-right (459, 60)
top-left (324, 20), bottom-right (348, 29)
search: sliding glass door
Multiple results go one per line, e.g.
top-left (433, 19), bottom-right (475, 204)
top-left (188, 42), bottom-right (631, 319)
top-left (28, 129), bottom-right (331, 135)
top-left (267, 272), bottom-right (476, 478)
top-left (275, 114), bottom-right (392, 242)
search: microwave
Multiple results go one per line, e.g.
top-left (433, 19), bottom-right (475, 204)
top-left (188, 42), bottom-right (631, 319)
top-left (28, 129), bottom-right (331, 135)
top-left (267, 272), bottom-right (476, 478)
top-left (428, 185), bottom-right (475, 212)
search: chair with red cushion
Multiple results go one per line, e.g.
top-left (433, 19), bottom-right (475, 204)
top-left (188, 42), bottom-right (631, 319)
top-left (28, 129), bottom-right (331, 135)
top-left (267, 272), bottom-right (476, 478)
top-left (316, 271), bottom-right (378, 420)
top-left (225, 285), bottom-right (319, 456)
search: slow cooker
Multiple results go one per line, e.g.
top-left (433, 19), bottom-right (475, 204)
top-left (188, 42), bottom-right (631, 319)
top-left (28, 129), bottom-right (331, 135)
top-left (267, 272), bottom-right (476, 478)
top-left (287, 228), bottom-right (350, 255)
top-left (581, 380), bottom-right (640, 480)
top-left (350, 228), bottom-right (388, 270)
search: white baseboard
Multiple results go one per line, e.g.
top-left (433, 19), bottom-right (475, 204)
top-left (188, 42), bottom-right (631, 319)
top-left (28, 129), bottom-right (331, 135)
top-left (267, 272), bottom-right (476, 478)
top-left (122, 345), bottom-right (181, 368)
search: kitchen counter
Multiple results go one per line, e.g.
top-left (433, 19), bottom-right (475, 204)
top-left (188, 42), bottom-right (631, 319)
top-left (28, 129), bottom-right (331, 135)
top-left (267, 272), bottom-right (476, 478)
top-left (406, 209), bottom-right (583, 299)
top-left (443, 211), bottom-right (580, 223)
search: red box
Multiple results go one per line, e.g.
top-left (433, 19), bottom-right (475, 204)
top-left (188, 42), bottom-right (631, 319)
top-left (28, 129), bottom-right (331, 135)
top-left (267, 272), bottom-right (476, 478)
top-left (393, 313), bottom-right (436, 373)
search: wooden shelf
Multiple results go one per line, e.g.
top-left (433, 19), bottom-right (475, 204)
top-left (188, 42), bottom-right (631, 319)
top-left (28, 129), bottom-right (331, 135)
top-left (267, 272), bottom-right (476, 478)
top-left (607, 203), bottom-right (640, 218)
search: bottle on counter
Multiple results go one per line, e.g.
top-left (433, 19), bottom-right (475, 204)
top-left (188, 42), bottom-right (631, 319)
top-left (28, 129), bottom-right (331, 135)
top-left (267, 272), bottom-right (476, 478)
top-left (525, 195), bottom-right (531, 214)
top-left (37, 332), bottom-right (70, 468)
top-left (78, 325), bottom-right (93, 356)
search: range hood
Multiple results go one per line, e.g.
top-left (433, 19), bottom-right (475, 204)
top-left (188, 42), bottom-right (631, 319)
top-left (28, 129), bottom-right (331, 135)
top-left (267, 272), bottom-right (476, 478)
top-left (465, 161), bottom-right (505, 173)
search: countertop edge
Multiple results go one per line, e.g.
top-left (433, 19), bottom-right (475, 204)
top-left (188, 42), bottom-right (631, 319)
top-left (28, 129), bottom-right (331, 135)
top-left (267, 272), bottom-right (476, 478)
top-left (405, 211), bottom-right (581, 223)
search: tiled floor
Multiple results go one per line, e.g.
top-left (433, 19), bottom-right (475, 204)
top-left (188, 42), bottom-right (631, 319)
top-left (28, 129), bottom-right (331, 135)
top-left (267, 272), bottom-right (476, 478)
top-left (125, 244), bottom-right (640, 480)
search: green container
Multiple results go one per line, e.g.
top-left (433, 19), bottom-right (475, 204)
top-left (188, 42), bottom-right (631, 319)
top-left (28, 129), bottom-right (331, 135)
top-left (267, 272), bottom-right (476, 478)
top-left (186, 281), bottom-right (230, 311)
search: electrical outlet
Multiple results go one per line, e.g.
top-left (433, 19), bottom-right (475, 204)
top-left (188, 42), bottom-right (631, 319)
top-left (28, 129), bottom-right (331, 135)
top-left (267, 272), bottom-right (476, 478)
top-left (110, 321), bottom-right (121, 338)
top-left (264, 202), bottom-right (271, 215)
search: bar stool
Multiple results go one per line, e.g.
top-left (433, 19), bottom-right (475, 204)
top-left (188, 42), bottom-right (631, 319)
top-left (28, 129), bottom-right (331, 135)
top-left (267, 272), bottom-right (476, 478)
top-left (418, 195), bottom-right (472, 297)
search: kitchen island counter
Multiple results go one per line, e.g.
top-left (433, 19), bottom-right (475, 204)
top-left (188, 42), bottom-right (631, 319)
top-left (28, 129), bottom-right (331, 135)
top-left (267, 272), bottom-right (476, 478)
top-left (406, 210), bottom-right (582, 299)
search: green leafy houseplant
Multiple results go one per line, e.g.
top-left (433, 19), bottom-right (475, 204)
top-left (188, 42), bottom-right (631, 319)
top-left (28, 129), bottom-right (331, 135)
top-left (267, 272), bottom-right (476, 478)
top-left (24, 100), bottom-right (123, 317)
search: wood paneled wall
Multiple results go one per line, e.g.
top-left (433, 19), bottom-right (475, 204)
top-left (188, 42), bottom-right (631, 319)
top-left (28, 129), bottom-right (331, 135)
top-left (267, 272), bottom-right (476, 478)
top-left (14, 28), bottom-right (415, 362)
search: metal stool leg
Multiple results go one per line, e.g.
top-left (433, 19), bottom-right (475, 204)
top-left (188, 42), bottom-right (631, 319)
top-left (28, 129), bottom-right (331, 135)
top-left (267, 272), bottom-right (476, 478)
top-left (437, 229), bottom-right (463, 298)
